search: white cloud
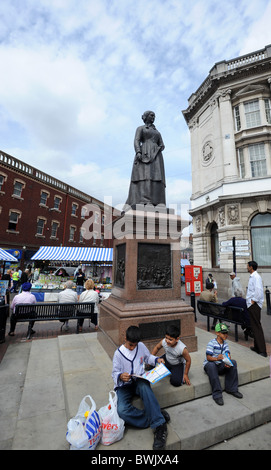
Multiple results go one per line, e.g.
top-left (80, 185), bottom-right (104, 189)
top-left (238, 2), bottom-right (271, 56)
top-left (0, 0), bottom-right (270, 210)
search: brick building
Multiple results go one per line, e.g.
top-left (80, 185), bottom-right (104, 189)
top-left (0, 150), bottom-right (113, 266)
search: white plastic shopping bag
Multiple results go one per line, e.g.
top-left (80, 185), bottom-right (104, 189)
top-left (99, 391), bottom-right (125, 445)
top-left (66, 395), bottom-right (102, 450)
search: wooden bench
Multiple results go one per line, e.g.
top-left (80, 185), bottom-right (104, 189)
top-left (10, 302), bottom-right (95, 339)
top-left (197, 300), bottom-right (246, 342)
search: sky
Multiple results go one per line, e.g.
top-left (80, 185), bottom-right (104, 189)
top-left (1, 0), bottom-right (271, 219)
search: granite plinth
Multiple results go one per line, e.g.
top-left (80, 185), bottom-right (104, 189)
top-left (98, 295), bottom-right (197, 358)
top-left (99, 209), bottom-right (197, 357)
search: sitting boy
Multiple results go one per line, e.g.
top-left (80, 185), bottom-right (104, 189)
top-left (151, 325), bottom-right (191, 387)
top-left (112, 325), bottom-right (170, 450)
top-left (203, 322), bottom-right (243, 406)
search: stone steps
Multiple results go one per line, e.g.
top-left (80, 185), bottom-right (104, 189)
top-left (2, 328), bottom-right (270, 450)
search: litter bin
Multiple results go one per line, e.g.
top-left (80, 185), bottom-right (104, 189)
top-left (0, 300), bottom-right (9, 343)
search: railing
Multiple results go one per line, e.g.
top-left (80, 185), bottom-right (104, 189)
top-left (227, 50), bottom-right (267, 71)
top-left (0, 150), bottom-right (92, 203)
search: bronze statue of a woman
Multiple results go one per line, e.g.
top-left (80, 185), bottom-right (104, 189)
top-left (125, 111), bottom-right (166, 207)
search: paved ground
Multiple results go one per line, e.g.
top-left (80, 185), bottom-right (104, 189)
top-left (1, 291), bottom-right (271, 361)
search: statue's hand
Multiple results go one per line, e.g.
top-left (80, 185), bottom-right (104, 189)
top-left (134, 152), bottom-right (142, 164)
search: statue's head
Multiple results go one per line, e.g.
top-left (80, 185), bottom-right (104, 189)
top-left (142, 110), bottom-right (155, 123)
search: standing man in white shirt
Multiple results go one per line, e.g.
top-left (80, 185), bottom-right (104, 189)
top-left (246, 261), bottom-right (267, 357)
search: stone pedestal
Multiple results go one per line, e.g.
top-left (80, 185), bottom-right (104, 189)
top-left (98, 207), bottom-right (197, 358)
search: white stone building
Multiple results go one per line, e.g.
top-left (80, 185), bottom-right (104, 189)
top-left (182, 45), bottom-right (271, 297)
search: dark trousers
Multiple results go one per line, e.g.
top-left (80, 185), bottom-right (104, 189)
top-left (9, 316), bottom-right (35, 334)
top-left (204, 360), bottom-right (239, 400)
top-left (78, 312), bottom-right (97, 327)
top-left (161, 355), bottom-right (184, 387)
top-left (116, 380), bottom-right (165, 429)
top-left (248, 303), bottom-right (266, 354)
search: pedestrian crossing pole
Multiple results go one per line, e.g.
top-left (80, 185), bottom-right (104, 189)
top-left (232, 236), bottom-right (236, 274)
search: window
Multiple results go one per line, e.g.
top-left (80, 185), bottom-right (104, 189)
top-left (251, 213), bottom-right (271, 266)
top-left (94, 212), bottom-right (100, 224)
top-left (37, 218), bottom-right (45, 236)
top-left (51, 222), bottom-right (59, 238)
top-left (54, 196), bottom-right (61, 210)
top-left (244, 100), bottom-right (261, 128)
top-left (264, 99), bottom-right (271, 124)
top-left (234, 106), bottom-right (241, 131)
top-left (40, 191), bottom-right (49, 205)
top-left (69, 226), bottom-right (75, 241)
top-left (79, 228), bottom-right (85, 243)
top-left (237, 148), bottom-right (245, 178)
top-left (13, 181), bottom-right (23, 197)
top-left (81, 206), bottom-right (87, 219)
top-left (0, 175), bottom-right (4, 191)
top-left (8, 211), bottom-right (20, 231)
top-left (71, 203), bottom-right (78, 216)
top-left (249, 143), bottom-right (267, 177)
top-left (93, 232), bottom-right (97, 245)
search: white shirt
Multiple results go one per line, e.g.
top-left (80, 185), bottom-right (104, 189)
top-left (246, 270), bottom-right (264, 309)
top-left (58, 288), bottom-right (78, 304)
top-left (162, 338), bottom-right (186, 365)
top-left (79, 289), bottom-right (99, 313)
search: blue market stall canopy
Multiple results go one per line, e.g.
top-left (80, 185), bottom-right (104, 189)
top-left (31, 246), bottom-right (113, 262)
top-left (0, 248), bottom-right (18, 262)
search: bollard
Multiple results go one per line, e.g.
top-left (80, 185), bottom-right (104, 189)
top-left (265, 288), bottom-right (271, 315)
top-left (190, 291), bottom-right (197, 322)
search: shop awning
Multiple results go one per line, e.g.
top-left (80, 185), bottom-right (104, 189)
top-left (31, 246), bottom-right (113, 262)
top-left (0, 248), bottom-right (18, 262)
top-left (181, 259), bottom-right (190, 267)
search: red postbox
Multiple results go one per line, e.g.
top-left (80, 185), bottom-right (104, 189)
top-left (185, 265), bottom-right (203, 296)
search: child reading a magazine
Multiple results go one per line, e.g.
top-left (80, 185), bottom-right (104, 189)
top-left (151, 324), bottom-right (191, 387)
top-left (112, 325), bottom-right (170, 450)
top-left (203, 322), bottom-right (243, 406)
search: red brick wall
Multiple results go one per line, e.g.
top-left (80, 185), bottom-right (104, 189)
top-left (0, 159), bottom-right (112, 253)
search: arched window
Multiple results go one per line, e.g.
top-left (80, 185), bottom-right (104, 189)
top-left (251, 213), bottom-right (271, 267)
top-left (211, 222), bottom-right (220, 268)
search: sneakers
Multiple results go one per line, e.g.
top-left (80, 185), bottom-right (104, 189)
top-left (226, 390), bottom-right (243, 399)
top-left (153, 423), bottom-right (168, 450)
top-left (214, 397), bottom-right (224, 406)
top-left (161, 409), bottom-right (170, 423)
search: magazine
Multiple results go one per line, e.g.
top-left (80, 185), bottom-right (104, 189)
top-left (223, 352), bottom-right (233, 367)
top-left (132, 362), bottom-right (171, 384)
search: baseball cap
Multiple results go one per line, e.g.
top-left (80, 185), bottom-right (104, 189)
top-left (215, 323), bottom-right (229, 333)
top-left (229, 272), bottom-right (235, 276)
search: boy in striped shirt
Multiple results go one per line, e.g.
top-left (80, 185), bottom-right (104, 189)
top-left (203, 323), bottom-right (243, 406)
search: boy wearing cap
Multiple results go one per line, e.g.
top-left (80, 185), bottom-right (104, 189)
top-left (203, 323), bottom-right (243, 405)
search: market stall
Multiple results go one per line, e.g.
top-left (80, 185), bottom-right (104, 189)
top-left (30, 246), bottom-right (113, 298)
top-left (0, 248), bottom-right (18, 292)
top-left (0, 248), bottom-right (18, 262)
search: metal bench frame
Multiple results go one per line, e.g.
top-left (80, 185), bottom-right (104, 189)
top-left (197, 300), bottom-right (245, 342)
top-left (11, 302), bottom-right (95, 339)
